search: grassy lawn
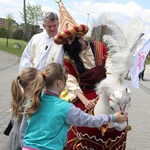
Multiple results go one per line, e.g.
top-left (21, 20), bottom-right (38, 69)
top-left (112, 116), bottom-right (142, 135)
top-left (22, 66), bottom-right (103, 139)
top-left (0, 38), bottom-right (27, 57)
top-left (146, 59), bottom-right (150, 64)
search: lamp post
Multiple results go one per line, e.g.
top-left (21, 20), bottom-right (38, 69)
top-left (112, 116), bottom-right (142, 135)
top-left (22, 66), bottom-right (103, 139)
top-left (23, 0), bottom-right (29, 41)
top-left (87, 13), bottom-right (90, 26)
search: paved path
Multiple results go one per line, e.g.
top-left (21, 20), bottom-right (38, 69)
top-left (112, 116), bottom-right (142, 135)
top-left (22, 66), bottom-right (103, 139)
top-left (0, 50), bottom-right (20, 150)
top-left (126, 65), bottom-right (150, 150)
top-left (0, 50), bottom-right (150, 150)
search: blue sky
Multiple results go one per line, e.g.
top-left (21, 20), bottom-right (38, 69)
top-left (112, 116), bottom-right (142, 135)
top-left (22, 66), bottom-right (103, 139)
top-left (0, 0), bottom-right (150, 34)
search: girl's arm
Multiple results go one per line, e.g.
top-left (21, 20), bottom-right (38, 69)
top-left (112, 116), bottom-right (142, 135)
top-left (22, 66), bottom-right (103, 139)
top-left (66, 104), bottom-right (127, 127)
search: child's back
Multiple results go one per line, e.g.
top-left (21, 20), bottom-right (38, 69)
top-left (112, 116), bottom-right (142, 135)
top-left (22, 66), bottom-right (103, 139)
top-left (24, 94), bottom-right (71, 149)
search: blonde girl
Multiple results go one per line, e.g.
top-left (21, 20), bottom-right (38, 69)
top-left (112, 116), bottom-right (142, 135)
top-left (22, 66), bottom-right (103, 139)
top-left (4, 67), bottom-right (38, 150)
top-left (22, 63), bottom-right (128, 150)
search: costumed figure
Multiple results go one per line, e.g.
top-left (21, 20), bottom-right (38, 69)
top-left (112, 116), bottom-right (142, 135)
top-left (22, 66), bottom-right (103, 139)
top-left (54, 0), bottom-right (107, 149)
top-left (54, 1), bottom-right (143, 149)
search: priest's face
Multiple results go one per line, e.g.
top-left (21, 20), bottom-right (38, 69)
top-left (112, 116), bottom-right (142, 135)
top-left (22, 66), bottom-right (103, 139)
top-left (43, 19), bottom-right (59, 37)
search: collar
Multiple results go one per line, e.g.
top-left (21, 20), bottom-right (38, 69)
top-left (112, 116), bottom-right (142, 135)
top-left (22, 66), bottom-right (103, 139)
top-left (44, 30), bottom-right (52, 39)
top-left (44, 90), bottom-right (59, 97)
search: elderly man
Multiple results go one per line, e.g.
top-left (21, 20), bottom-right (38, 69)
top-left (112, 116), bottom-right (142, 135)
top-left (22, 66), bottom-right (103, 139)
top-left (4, 12), bottom-right (64, 150)
top-left (19, 12), bottom-right (63, 72)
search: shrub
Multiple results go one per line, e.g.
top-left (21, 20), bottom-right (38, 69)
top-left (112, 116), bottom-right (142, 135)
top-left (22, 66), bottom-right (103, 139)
top-left (12, 29), bottom-right (24, 40)
top-left (0, 27), bottom-right (7, 38)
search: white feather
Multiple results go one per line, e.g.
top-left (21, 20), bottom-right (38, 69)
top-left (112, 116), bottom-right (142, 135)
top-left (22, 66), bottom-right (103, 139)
top-left (100, 14), bottom-right (144, 80)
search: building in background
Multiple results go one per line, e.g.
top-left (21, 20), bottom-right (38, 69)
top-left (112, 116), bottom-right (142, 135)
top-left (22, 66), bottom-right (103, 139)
top-left (0, 17), bottom-right (42, 40)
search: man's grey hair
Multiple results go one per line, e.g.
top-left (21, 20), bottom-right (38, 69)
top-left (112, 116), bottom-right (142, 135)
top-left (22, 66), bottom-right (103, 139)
top-left (43, 12), bottom-right (59, 25)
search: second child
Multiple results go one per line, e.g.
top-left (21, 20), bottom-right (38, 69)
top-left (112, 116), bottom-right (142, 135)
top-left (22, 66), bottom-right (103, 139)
top-left (4, 67), bottom-right (39, 150)
top-left (22, 63), bottom-right (128, 150)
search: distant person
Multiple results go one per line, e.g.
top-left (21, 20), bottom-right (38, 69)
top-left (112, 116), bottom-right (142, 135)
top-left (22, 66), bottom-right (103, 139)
top-left (4, 67), bottom-right (38, 150)
top-left (21, 63), bottom-right (127, 150)
top-left (19, 12), bottom-right (63, 72)
top-left (139, 60), bottom-right (146, 81)
top-left (139, 52), bottom-right (150, 81)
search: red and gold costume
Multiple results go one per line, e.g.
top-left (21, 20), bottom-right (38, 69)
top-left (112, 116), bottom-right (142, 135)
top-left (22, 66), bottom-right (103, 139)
top-left (54, 1), bottom-right (127, 149)
top-left (63, 41), bottom-right (127, 150)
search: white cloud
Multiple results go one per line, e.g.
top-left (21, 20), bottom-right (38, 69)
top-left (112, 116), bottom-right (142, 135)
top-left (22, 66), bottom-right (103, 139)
top-left (42, 6), bottom-right (55, 13)
top-left (67, 1), bottom-right (150, 34)
top-left (0, 0), bottom-right (150, 33)
top-left (0, 0), bottom-right (23, 22)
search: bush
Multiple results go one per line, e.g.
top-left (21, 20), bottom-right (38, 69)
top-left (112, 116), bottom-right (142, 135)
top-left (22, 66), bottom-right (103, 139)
top-left (12, 29), bottom-right (24, 40)
top-left (0, 27), bottom-right (7, 38)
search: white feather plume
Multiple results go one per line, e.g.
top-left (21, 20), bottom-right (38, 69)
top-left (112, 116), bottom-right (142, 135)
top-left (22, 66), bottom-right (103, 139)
top-left (122, 18), bottom-right (144, 53)
top-left (100, 14), bottom-right (144, 81)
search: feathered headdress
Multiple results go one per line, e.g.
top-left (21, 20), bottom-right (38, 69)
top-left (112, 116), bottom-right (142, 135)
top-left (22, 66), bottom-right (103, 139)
top-left (100, 15), bottom-right (144, 83)
top-left (94, 15), bottom-right (144, 134)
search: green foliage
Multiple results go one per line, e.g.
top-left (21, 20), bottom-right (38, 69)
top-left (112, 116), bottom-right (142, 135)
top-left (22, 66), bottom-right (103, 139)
top-left (146, 59), bottom-right (150, 64)
top-left (20, 3), bottom-right (44, 41)
top-left (0, 28), bottom-right (7, 38)
top-left (12, 29), bottom-right (24, 40)
top-left (0, 38), bottom-right (27, 57)
top-left (6, 13), bottom-right (14, 46)
top-left (6, 13), bottom-right (14, 35)
top-left (20, 3), bottom-right (44, 26)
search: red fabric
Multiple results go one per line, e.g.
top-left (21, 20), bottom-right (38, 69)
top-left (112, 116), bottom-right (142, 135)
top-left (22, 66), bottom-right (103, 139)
top-left (74, 89), bottom-right (97, 111)
top-left (101, 41), bottom-right (108, 64)
top-left (22, 146), bottom-right (37, 150)
top-left (64, 90), bottom-right (127, 150)
top-left (63, 42), bottom-right (127, 149)
top-left (64, 58), bottom-right (78, 78)
top-left (79, 65), bottom-right (106, 87)
top-left (65, 126), bottom-right (127, 150)
top-left (93, 41), bottom-right (108, 65)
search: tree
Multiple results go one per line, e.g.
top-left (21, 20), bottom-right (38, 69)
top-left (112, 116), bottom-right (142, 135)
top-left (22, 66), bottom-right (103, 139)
top-left (6, 13), bottom-right (14, 46)
top-left (23, 0), bottom-right (29, 42)
top-left (20, 3), bottom-right (44, 39)
top-left (12, 29), bottom-right (24, 40)
top-left (0, 27), bottom-right (7, 38)
top-left (91, 25), bottom-right (102, 41)
top-left (26, 3), bottom-right (44, 26)
top-left (91, 15), bottom-right (111, 43)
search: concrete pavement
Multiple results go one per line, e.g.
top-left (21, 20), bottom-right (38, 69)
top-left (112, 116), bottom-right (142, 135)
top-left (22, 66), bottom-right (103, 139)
top-left (126, 65), bottom-right (150, 150)
top-left (0, 50), bottom-right (20, 150)
top-left (0, 50), bottom-right (150, 150)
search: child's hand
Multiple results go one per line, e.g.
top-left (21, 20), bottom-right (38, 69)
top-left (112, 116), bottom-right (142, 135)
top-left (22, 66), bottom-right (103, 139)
top-left (114, 111), bottom-right (128, 122)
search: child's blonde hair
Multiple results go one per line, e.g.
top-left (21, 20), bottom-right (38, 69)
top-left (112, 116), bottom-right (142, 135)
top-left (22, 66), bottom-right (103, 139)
top-left (11, 67), bottom-right (38, 119)
top-left (26, 63), bottom-right (68, 117)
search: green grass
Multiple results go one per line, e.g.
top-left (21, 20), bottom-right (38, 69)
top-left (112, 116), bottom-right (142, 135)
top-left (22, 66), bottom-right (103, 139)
top-left (146, 59), bottom-right (150, 64)
top-left (0, 38), bottom-right (27, 57)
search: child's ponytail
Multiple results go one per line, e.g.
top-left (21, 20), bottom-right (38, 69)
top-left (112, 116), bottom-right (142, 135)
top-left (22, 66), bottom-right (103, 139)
top-left (11, 76), bottom-right (26, 119)
top-left (26, 72), bottom-right (45, 117)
